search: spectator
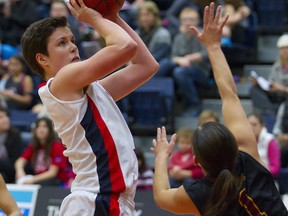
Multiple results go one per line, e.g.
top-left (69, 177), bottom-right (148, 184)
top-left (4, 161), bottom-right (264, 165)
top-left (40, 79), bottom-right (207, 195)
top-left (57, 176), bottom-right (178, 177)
top-left (198, 109), bottom-right (220, 126)
top-left (156, 7), bottom-right (211, 117)
top-left (0, 0), bottom-right (39, 48)
top-left (250, 34), bottom-right (288, 115)
top-left (135, 1), bottom-right (172, 63)
top-left (135, 147), bottom-right (154, 190)
top-left (14, 117), bottom-right (72, 186)
top-left (272, 99), bottom-right (288, 168)
top-left (163, 0), bottom-right (219, 38)
top-left (0, 106), bottom-right (22, 183)
top-left (248, 113), bottom-right (281, 177)
top-left (168, 128), bottom-right (204, 188)
top-left (0, 55), bottom-right (34, 110)
top-left (221, 0), bottom-right (251, 47)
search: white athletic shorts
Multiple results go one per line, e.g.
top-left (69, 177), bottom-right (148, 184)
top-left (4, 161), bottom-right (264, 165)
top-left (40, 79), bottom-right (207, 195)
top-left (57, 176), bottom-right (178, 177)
top-left (59, 190), bottom-right (135, 216)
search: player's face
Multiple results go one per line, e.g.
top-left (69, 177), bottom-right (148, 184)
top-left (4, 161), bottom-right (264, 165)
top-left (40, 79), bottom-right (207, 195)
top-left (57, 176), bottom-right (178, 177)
top-left (46, 26), bottom-right (80, 75)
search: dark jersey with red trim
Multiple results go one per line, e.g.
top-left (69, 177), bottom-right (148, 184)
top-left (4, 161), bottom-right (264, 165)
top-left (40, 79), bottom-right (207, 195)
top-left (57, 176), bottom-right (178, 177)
top-left (183, 151), bottom-right (288, 215)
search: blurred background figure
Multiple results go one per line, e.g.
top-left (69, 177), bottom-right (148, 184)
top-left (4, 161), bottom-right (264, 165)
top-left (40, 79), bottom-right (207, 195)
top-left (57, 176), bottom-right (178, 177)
top-left (14, 117), bottom-right (73, 186)
top-left (0, 106), bottom-right (22, 183)
top-left (135, 1), bottom-right (171, 63)
top-left (0, 55), bottom-right (34, 110)
top-left (135, 147), bottom-right (154, 190)
top-left (156, 7), bottom-right (211, 117)
top-left (163, 0), bottom-right (219, 38)
top-left (250, 34), bottom-right (288, 116)
top-left (248, 113), bottom-right (281, 178)
top-left (168, 127), bottom-right (204, 188)
top-left (0, 0), bottom-right (39, 49)
top-left (221, 0), bottom-right (251, 47)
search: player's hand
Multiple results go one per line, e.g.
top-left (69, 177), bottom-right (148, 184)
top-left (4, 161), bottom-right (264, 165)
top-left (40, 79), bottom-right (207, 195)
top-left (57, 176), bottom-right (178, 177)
top-left (66, 0), bottom-right (103, 26)
top-left (151, 126), bottom-right (176, 159)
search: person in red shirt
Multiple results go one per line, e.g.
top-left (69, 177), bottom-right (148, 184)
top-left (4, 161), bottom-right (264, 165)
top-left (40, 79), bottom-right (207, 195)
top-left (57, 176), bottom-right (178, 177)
top-left (168, 128), bottom-right (204, 188)
top-left (14, 117), bottom-right (73, 186)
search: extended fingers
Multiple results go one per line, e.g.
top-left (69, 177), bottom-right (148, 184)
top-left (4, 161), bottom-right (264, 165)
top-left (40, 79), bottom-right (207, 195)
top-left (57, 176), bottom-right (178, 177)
top-left (161, 126), bottom-right (166, 140)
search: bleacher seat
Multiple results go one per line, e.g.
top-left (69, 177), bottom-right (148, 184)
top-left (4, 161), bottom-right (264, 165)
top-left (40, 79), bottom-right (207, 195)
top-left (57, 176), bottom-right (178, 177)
top-left (278, 168), bottom-right (288, 195)
top-left (21, 131), bottom-right (32, 149)
top-left (124, 77), bottom-right (175, 135)
top-left (9, 109), bottom-right (37, 132)
top-left (254, 0), bottom-right (288, 33)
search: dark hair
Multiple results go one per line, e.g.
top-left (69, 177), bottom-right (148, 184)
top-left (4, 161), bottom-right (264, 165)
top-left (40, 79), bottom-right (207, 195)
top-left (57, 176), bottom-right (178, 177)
top-left (21, 16), bottom-right (68, 79)
top-left (9, 55), bottom-right (27, 73)
top-left (31, 117), bottom-right (56, 167)
top-left (193, 122), bottom-right (239, 216)
top-left (135, 147), bottom-right (148, 174)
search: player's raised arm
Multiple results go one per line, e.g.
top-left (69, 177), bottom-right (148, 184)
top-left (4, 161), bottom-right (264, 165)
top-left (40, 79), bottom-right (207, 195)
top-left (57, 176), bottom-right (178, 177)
top-left (99, 9), bottom-right (159, 101)
top-left (190, 3), bottom-right (261, 163)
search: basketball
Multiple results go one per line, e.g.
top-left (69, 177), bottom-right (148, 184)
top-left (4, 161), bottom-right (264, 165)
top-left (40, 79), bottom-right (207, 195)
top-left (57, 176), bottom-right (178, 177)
top-left (82, 0), bottom-right (125, 17)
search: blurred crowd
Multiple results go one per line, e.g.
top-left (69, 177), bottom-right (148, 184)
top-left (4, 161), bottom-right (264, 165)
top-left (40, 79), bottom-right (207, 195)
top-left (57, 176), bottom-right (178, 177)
top-left (0, 0), bottom-right (288, 192)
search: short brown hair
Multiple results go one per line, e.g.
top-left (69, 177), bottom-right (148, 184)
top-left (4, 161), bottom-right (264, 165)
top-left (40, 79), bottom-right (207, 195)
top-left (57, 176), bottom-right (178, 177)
top-left (21, 16), bottom-right (68, 79)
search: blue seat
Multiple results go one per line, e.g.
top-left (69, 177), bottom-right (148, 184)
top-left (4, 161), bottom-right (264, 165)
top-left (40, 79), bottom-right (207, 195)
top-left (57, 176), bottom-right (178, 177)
top-left (9, 109), bottom-right (37, 132)
top-left (126, 77), bottom-right (175, 135)
top-left (255, 0), bottom-right (287, 28)
top-left (278, 168), bottom-right (288, 195)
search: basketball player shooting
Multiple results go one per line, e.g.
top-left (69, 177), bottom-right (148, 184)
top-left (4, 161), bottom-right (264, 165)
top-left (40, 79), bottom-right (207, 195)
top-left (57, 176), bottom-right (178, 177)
top-left (21, 0), bottom-right (159, 215)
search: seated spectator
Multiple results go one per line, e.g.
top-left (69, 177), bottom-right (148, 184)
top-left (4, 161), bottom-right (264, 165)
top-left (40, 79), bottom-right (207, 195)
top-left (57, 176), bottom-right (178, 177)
top-left (156, 7), bottom-right (211, 116)
top-left (0, 55), bottom-right (34, 110)
top-left (135, 1), bottom-right (172, 63)
top-left (0, 0), bottom-right (39, 48)
top-left (163, 0), bottom-right (219, 38)
top-left (221, 0), bottom-right (251, 47)
top-left (168, 128), bottom-right (204, 188)
top-left (198, 109), bottom-right (220, 125)
top-left (250, 34), bottom-right (288, 115)
top-left (272, 99), bottom-right (288, 170)
top-left (248, 113), bottom-right (281, 177)
top-left (14, 117), bottom-right (73, 186)
top-left (135, 147), bottom-right (153, 190)
top-left (0, 106), bottom-right (22, 183)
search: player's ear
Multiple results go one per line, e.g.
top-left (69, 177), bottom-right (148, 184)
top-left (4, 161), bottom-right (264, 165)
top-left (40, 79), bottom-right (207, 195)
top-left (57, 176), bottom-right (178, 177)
top-left (36, 53), bottom-right (48, 66)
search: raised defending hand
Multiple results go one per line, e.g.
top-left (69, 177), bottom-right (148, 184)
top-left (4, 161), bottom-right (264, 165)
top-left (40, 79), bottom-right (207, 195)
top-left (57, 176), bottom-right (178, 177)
top-left (151, 126), bottom-right (176, 159)
top-left (190, 2), bottom-right (229, 47)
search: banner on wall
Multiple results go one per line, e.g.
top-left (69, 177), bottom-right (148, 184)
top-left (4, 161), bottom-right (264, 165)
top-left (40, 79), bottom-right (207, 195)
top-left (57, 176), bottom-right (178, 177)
top-left (34, 187), bottom-right (175, 216)
top-left (0, 184), bottom-right (40, 216)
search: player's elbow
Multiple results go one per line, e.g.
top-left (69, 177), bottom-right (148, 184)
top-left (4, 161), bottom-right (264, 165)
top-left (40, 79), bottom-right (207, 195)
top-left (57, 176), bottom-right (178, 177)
top-left (153, 193), bottom-right (167, 210)
top-left (121, 39), bottom-right (138, 59)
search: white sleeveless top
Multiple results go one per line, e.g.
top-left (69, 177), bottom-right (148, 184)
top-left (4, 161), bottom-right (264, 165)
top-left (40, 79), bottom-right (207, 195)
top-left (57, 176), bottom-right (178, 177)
top-left (39, 79), bottom-right (138, 194)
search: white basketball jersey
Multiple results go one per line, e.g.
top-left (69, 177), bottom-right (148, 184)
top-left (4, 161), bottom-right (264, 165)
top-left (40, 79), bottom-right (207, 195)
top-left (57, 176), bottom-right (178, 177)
top-left (39, 79), bottom-right (138, 195)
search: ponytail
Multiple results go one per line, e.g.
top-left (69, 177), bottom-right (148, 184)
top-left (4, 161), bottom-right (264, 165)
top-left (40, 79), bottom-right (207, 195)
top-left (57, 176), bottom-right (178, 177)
top-left (202, 169), bottom-right (239, 216)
